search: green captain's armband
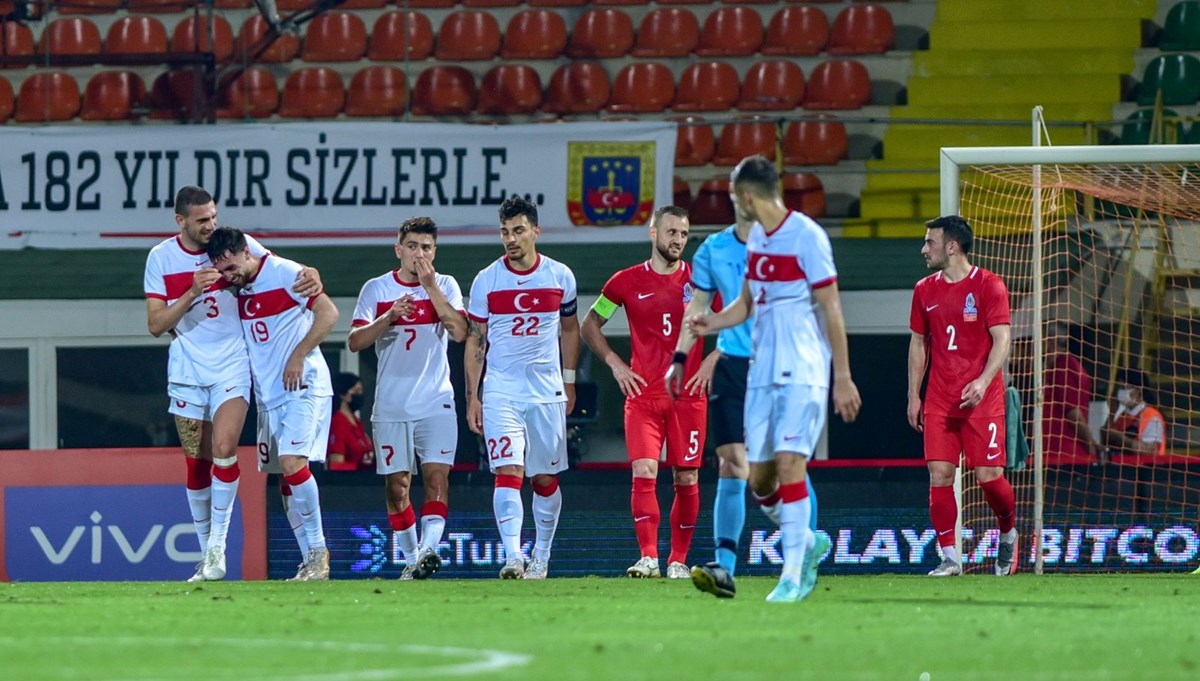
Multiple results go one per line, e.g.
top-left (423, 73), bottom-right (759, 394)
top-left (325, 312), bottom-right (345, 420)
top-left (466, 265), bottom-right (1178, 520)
top-left (590, 294), bottom-right (619, 320)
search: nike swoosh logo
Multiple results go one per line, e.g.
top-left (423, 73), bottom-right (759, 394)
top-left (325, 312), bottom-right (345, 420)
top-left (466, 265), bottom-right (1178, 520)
top-left (926, 305), bottom-right (939, 312)
top-left (987, 452), bottom-right (1002, 460)
top-left (440, 449), bottom-right (453, 454)
top-left (195, 259), bottom-right (206, 266)
top-left (679, 525), bottom-right (695, 530)
top-left (549, 459), bottom-right (561, 466)
top-left (517, 278), bottom-right (533, 285)
top-left (225, 386), bottom-right (237, 392)
top-left (499, 517), bottom-right (514, 524)
top-left (637, 293), bottom-right (654, 300)
top-left (290, 440), bottom-right (304, 446)
top-left (634, 516), bottom-right (651, 522)
top-left (783, 435), bottom-right (799, 441)
top-left (938, 529), bottom-right (954, 536)
top-left (683, 453), bottom-right (700, 462)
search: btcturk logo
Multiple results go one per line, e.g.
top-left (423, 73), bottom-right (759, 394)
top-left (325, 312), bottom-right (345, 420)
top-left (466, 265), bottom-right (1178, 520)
top-left (350, 524), bottom-right (390, 573)
top-left (567, 142), bottom-right (656, 227)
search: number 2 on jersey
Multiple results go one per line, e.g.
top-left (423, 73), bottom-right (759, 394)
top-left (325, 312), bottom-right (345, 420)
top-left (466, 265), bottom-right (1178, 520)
top-left (512, 316), bottom-right (540, 336)
top-left (946, 324), bottom-right (958, 351)
top-left (487, 436), bottom-right (514, 461)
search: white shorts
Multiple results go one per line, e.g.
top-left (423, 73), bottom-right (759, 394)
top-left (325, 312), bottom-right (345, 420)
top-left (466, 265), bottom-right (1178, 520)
top-left (744, 384), bottom-right (828, 464)
top-left (255, 393), bottom-right (332, 473)
top-left (168, 379), bottom-right (251, 422)
top-left (373, 411), bottom-right (459, 475)
top-left (482, 396), bottom-right (568, 477)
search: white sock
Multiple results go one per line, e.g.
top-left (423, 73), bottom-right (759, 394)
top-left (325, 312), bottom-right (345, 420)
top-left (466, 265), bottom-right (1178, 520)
top-left (282, 493), bottom-right (309, 557)
top-left (420, 514), bottom-right (446, 553)
top-left (288, 475), bottom-right (326, 551)
top-left (493, 486), bottom-right (524, 561)
top-left (531, 484), bottom-right (562, 562)
top-left (941, 545), bottom-right (961, 564)
top-left (186, 487), bottom-right (212, 552)
top-left (780, 495), bottom-right (813, 584)
top-left (397, 525), bottom-right (419, 565)
top-left (209, 460), bottom-right (239, 550)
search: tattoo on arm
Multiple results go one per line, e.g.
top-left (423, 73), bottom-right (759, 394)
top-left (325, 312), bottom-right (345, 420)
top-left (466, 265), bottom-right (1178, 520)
top-left (468, 319), bottom-right (486, 362)
top-left (586, 309), bottom-right (609, 329)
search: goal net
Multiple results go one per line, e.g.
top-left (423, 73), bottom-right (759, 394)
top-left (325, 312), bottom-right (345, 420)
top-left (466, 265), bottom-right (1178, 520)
top-left (941, 144), bottom-right (1200, 573)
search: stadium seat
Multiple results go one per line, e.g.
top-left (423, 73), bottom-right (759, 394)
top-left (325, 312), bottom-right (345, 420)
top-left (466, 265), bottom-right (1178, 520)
top-left (127, 0), bottom-right (192, 12)
top-left (171, 15), bottom-right (234, 61)
top-left (721, 0), bottom-right (773, 4)
top-left (464, 0), bottom-right (519, 6)
top-left (402, 0), bottom-right (453, 7)
top-left (695, 6), bottom-right (763, 57)
top-left (502, 10), bottom-right (567, 60)
top-left (478, 64), bottom-right (542, 115)
top-left (345, 65), bottom-right (406, 117)
top-left (762, 5), bottom-right (828, 56)
top-left (105, 16), bottom-right (168, 55)
top-left (671, 115), bottom-right (715, 166)
top-left (828, 5), bottom-right (894, 55)
top-left (567, 9), bottom-right (634, 59)
top-left (147, 69), bottom-right (201, 120)
top-left (712, 117), bottom-right (776, 165)
top-left (658, 0), bottom-right (713, 5)
top-left (435, 11), bottom-right (501, 61)
top-left (215, 66), bottom-right (279, 119)
top-left (276, 0), bottom-right (310, 9)
top-left (804, 59), bottom-right (871, 109)
top-left (783, 173), bottom-right (825, 218)
top-left (1161, 1), bottom-right (1200, 51)
top-left (738, 60), bottom-right (804, 110)
top-left (38, 17), bottom-right (102, 56)
top-left (234, 15), bottom-right (300, 63)
top-left (213, 0), bottom-right (252, 8)
top-left (279, 67), bottom-right (345, 118)
top-left (543, 62), bottom-right (610, 114)
top-left (673, 176), bottom-right (693, 214)
top-left (1119, 108), bottom-right (1184, 145)
top-left (1138, 54), bottom-right (1200, 106)
top-left (631, 8), bottom-right (699, 58)
top-left (303, 11), bottom-right (368, 62)
top-left (16, 71), bottom-right (81, 122)
top-left (0, 22), bottom-right (33, 67)
top-left (338, 0), bottom-right (387, 8)
top-left (531, 0), bottom-right (586, 6)
top-left (368, 12), bottom-right (433, 62)
top-left (0, 75), bottom-right (14, 121)
top-left (81, 70), bottom-right (145, 121)
top-left (690, 179), bottom-right (735, 225)
top-left (411, 65), bottom-right (476, 115)
top-left (593, 0), bottom-right (648, 6)
top-left (673, 61), bottom-right (740, 112)
top-left (57, 0), bottom-right (121, 15)
top-left (783, 116), bottom-right (847, 165)
top-left (609, 62), bottom-right (674, 113)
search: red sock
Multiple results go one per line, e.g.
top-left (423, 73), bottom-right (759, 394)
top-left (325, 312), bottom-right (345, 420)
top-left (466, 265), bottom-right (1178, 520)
top-left (667, 482), bottom-right (700, 566)
top-left (930, 485), bottom-right (957, 548)
top-left (185, 458), bottom-right (212, 490)
top-left (979, 476), bottom-right (1016, 533)
top-left (631, 476), bottom-right (659, 559)
top-left (213, 460), bottom-right (240, 483)
top-left (389, 504), bottom-right (416, 532)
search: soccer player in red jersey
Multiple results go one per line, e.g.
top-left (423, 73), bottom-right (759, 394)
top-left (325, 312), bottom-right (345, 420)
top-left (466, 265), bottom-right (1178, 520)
top-left (582, 206), bottom-right (715, 579)
top-left (908, 215), bottom-right (1018, 577)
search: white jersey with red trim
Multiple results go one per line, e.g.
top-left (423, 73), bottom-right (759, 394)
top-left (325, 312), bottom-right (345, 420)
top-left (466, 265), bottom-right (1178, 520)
top-left (352, 270), bottom-right (464, 421)
top-left (143, 235), bottom-right (267, 387)
top-left (236, 254), bottom-right (333, 409)
top-left (467, 254), bottom-right (578, 403)
top-left (745, 211), bottom-right (838, 388)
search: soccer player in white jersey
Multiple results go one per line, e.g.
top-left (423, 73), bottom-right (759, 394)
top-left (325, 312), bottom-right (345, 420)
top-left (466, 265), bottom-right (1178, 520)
top-left (688, 156), bottom-right (861, 603)
top-left (206, 226), bottom-right (339, 581)
top-left (465, 195), bottom-right (581, 580)
top-left (143, 186), bottom-right (320, 582)
top-left (349, 217), bottom-right (467, 580)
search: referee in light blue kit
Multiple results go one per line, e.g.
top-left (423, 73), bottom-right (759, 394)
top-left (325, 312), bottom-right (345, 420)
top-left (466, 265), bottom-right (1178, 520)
top-left (666, 215), bottom-right (819, 598)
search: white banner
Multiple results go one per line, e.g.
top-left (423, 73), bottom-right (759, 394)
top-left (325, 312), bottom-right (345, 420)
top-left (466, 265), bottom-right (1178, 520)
top-left (0, 121), bottom-right (676, 249)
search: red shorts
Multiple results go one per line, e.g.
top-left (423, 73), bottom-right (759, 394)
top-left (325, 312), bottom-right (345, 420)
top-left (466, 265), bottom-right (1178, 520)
top-left (624, 396), bottom-right (707, 469)
top-left (923, 412), bottom-right (1006, 469)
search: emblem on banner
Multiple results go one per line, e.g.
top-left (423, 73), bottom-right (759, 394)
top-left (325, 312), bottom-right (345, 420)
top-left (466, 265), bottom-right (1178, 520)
top-left (566, 141), bottom-right (656, 226)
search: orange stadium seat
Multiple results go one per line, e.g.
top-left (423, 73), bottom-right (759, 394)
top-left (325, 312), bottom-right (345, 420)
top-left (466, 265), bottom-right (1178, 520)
top-left (368, 11), bottom-right (434, 62)
top-left (543, 62), bottom-right (610, 114)
top-left (502, 9), bottom-right (567, 59)
top-left (673, 176), bottom-right (693, 213)
top-left (81, 70), bottom-right (145, 121)
top-left (279, 67), bottom-right (345, 118)
top-left (215, 66), bottom-right (279, 119)
top-left (16, 71), bottom-right (81, 122)
top-left (673, 61), bottom-right (740, 112)
top-left (127, 0), bottom-right (192, 12)
top-left (411, 65), bottom-right (476, 115)
top-left (804, 59), bottom-right (871, 109)
top-left (104, 16), bottom-right (168, 55)
top-left (828, 5), bottom-right (894, 55)
top-left (0, 22), bottom-right (34, 66)
top-left (738, 60), bottom-right (804, 110)
top-left (38, 17), bottom-right (102, 56)
top-left (783, 172), bottom-right (825, 218)
top-left (147, 70), bottom-right (200, 119)
top-left (530, 0), bottom-right (586, 6)
top-left (234, 15), bottom-right (300, 63)
top-left (631, 8), bottom-right (699, 58)
top-left (690, 179), bottom-right (735, 225)
top-left (478, 64), bottom-right (542, 115)
top-left (0, 76), bottom-right (14, 121)
top-left (57, 0), bottom-right (122, 15)
top-left (303, 11), bottom-right (368, 62)
top-left (345, 65), bottom-right (406, 117)
top-left (171, 15), bottom-right (234, 61)
top-left (762, 5), bottom-right (828, 56)
top-left (672, 115), bottom-right (715, 166)
top-left (712, 117), bottom-right (776, 165)
top-left (567, 9), bottom-right (634, 58)
top-left (435, 10), bottom-right (501, 61)
top-left (783, 116), bottom-right (847, 165)
top-left (695, 6), bottom-right (763, 57)
top-left (609, 62), bottom-right (674, 113)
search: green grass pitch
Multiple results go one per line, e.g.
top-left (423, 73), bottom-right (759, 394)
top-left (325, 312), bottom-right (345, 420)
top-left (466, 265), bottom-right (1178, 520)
top-left (2, 574), bottom-right (1197, 681)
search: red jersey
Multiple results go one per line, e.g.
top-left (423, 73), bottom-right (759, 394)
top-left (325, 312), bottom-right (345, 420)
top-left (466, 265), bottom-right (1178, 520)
top-left (910, 266), bottom-right (1011, 418)
top-left (1043, 353), bottom-right (1093, 465)
top-left (327, 410), bottom-right (374, 471)
top-left (599, 261), bottom-right (705, 401)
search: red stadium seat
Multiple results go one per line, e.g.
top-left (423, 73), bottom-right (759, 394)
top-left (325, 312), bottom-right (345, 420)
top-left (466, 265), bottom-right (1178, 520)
top-left (435, 11), bottom-right (501, 61)
top-left (503, 10), bottom-right (567, 59)
top-left (401, 0), bottom-right (453, 6)
top-left (464, 0), bottom-right (519, 6)
top-left (0, 75), bottom-right (14, 121)
top-left (171, 15), bottom-right (234, 61)
top-left (658, 0), bottom-right (713, 4)
top-left (738, 60), bottom-right (804, 110)
top-left (673, 176), bottom-right (693, 214)
top-left (303, 11), bottom-right (368, 62)
top-left (567, 9), bottom-right (634, 58)
top-left (762, 5), bottom-right (828, 56)
top-left (783, 173), bottom-right (825, 218)
top-left (712, 117), bottom-right (776, 165)
top-left (216, 66), bottom-right (279, 119)
top-left (828, 4), bottom-right (894, 55)
top-left (543, 62), bottom-right (610, 114)
top-left (345, 65), bottom-right (406, 117)
top-left (674, 61), bottom-right (740, 112)
top-left (368, 12), bottom-right (433, 62)
top-left (695, 6), bottom-right (763, 57)
top-left (57, 0), bottom-right (122, 15)
top-left (411, 65), bottom-right (476, 116)
top-left (672, 115), bottom-right (716, 166)
top-left (339, 0), bottom-right (387, 8)
top-left (277, 0), bottom-right (310, 9)
top-left (0, 22), bottom-right (33, 67)
top-left (127, 0), bottom-right (192, 12)
top-left (234, 15), bottom-right (300, 63)
top-left (38, 17), bottom-right (102, 56)
top-left (105, 16), bottom-right (169, 55)
top-left (478, 64), bottom-right (542, 115)
top-left (147, 69), bottom-right (201, 119)
top-left (783, 116), bottom-right (847, 165)
top-left (609, 62), bottom-right (674, 113)
top-left (631, 8), bottom-right (699, 58)
top-left (279, 67), bottom-right (345, 118)
top-left (81, 70), bottom-right (145, 121)
top-left (804, 59), bottom-right (871, 109)
top-left (530, 0), bottom-right (586, 6)
top-left (593, 0), bottom-right (648, 5)
top-left (16, 71), bottom-right (81, 122)
top-left (690, 179), bottom-right (736, 225)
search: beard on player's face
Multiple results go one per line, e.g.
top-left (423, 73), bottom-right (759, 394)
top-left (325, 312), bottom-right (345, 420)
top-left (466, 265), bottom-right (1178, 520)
top-left (655, 240), bottom-right (681, 264)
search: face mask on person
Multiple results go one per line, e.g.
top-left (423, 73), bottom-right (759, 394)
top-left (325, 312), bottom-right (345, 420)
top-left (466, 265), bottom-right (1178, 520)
top-left (1116, 389), bottom-right (1134, 408)
top-left (349, 394), bottom-right (365, 412)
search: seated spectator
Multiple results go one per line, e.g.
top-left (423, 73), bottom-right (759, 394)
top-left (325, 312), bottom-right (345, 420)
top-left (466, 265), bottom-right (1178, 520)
top-left (1043, 323), bottom-right (1099, 465)
top-left (327, 372), bottom-right (374, 471)
top-left (1104, 372), bottom-right (1167, 458)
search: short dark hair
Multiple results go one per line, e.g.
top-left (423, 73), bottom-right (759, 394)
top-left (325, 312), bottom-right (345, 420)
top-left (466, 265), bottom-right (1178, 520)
top-left (925, 215), bottom-right (974, 254)
top-left (499, 195), bottom-right (538, 226)
top-left (205, 225), bottom-right (247, 262)
top-left (650, 205), bottom-right (689, 229)
top-left (398, 216), bottom-right (438, 243)
top-left (174, 186), bottom-right (213, 217)
top-left (730, 155), bottom-right (779, 198)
